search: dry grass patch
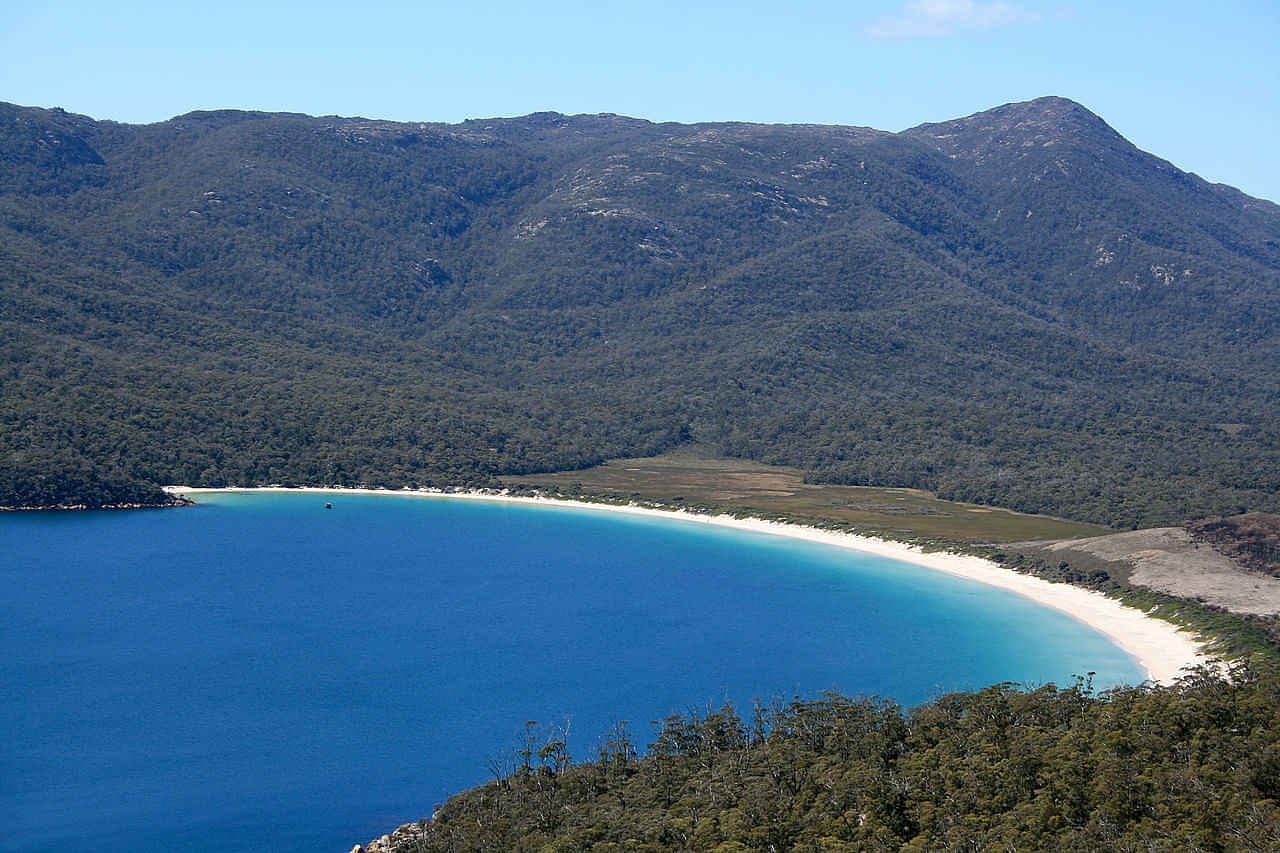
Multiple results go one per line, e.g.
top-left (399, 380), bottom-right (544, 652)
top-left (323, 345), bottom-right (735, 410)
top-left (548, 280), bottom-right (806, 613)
top-left (502, 451), bottom-right (1108, 543)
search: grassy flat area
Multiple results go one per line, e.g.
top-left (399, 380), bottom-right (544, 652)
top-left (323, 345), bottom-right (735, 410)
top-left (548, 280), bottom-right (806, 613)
top-left (502, 451), bottom-right (1109, 543)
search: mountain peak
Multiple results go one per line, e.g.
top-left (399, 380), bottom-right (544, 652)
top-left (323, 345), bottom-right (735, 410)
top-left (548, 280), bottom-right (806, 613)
top-left (902, 96), bottom-right (1128, 161)
top-left (982, 95), bottom-right (1117, 133)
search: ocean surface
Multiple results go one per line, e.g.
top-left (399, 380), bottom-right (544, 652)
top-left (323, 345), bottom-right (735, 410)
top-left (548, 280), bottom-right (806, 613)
top-left (2, 491), bottom-right (1144, 852)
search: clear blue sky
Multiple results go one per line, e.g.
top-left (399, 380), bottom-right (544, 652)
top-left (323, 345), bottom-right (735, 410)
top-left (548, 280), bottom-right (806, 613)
top-left (4, 0), bottom-right (1277, 201)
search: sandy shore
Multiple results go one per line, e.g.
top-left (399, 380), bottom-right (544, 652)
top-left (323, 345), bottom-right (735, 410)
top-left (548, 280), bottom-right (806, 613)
top-left (168, 486), bottom-right (1211, 684)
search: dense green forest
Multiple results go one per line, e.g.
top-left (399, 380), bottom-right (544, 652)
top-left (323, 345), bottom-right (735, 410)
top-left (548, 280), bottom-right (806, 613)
top-left (363, 667), bottom-right (1280, 852)
top-left (2, 97), bottom-right (1278, 525)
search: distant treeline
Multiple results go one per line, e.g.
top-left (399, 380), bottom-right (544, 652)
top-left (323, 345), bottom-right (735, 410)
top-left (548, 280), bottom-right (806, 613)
top-left (0, 457), bottom-right (175, 508)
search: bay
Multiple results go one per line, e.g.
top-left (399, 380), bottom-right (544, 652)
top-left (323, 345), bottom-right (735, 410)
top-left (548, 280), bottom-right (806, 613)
top-left (1, 491), bottom-right (1142, 852)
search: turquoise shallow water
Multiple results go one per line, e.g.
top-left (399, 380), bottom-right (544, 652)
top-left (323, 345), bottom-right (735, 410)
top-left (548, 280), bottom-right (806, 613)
top-left (1, 492), bottom-right (1143, 852)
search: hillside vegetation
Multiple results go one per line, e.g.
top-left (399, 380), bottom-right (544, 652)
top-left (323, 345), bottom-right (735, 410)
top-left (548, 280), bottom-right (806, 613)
top-left (3, 97), bottom-right (1279, 526)
top-left (363, 669), bottom-right (1280, 852)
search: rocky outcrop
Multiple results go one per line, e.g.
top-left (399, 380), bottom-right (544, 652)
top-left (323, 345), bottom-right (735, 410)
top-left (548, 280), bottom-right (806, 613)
top-left (353, 819), bottom-right (429, 853)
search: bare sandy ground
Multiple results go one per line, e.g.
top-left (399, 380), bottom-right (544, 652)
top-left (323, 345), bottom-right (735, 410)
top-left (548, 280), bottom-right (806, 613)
top-left (1043, 528), bottom-right (1280, 616)
top-left (168, 486), bottom-right (1211, 684)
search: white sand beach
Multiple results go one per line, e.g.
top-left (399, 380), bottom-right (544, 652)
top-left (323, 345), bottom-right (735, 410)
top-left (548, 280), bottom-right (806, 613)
top-left (168, 486), bottom-right (1212, 684)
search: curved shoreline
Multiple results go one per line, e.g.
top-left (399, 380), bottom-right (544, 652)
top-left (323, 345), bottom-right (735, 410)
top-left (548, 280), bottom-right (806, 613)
top-left (167, 485), bottom-right (1211, 685)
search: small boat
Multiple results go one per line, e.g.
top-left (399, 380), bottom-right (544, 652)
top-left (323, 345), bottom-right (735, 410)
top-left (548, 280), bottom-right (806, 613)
top-left (325, 502), bottom-right (333, 509)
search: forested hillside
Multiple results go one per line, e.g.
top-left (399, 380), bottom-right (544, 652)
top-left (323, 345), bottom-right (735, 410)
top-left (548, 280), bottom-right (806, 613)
top-left (365, 670), bottom-right (1280, 852)
top-left (3, 97), bottom-right (1278, 525)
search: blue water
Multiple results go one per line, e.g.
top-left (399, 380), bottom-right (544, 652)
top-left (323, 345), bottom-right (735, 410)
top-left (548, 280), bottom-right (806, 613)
top-left (1, 492), bottom-right (1143, 852)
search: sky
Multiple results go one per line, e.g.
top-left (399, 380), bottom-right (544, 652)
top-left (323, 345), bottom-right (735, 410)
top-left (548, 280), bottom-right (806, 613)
top-left (3, 0), bottom-right (1277, 201)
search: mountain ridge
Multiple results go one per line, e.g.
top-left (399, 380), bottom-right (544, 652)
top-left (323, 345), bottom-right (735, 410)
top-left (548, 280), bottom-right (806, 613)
top-left (2, 96), bottom-right (1277, 525)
